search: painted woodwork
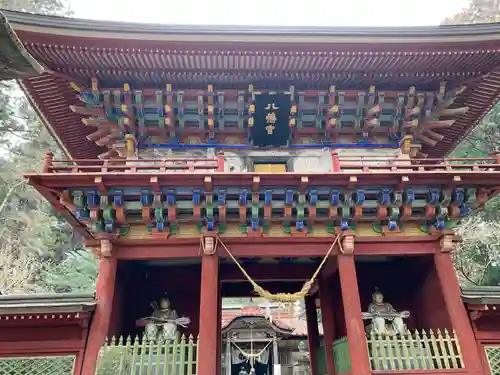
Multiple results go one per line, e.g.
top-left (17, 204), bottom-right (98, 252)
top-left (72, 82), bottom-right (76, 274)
top-left (72, 81), bottom-right (465, 158)
top-left (434, 252), bottom-right (484, 373)
top-left (81, 257), bottom-right (118, 375)
top-left (6, 11), bottom-right (500, 375)
top-left (198, 252), bottom-right (220, 375)
top-left (6, 11), bottom-right (500, 160)
top-left (62, 184), bottom-right (475, 238)
top-left (305, 296), bottom-right (320, 375)
top-left (319, 277), bottom-right (336, 375)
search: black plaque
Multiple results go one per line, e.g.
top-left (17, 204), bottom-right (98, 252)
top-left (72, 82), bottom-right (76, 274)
top-left (251, 93), bottom-right (291, 147)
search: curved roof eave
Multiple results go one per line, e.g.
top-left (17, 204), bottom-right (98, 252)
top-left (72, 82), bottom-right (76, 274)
top-left (221, 315), bottom-right (294, 336)
top-left (0, 292), bottom-right (96, 315)
top-left (0, 11), bottom-right (43, 80)
top-left (5, 9), bottom-right (500, 45)
top-left (462, 286), bottom-right (500, 305)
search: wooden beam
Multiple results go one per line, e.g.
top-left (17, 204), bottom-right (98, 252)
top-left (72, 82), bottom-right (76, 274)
top-left (415, 133), bottom-right (438, 147)
top-left (25, 170), bottom-right (500, 193)
top-left (82, 118), bottom-right (116, 128)
top-left (114, 237), bottom-right (438, 259)
top-left (69, 105), bottom-right (105, 117)
top-left (424, 120), bottom-right (455, 129)
top-left (439, 106), bottom-right (469, 116)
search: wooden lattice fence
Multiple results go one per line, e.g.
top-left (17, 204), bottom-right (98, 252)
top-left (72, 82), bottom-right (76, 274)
top-left (367, 329), bottom-right (463, 371)
top-left (0, 355), bottom-right (76, 375)
top-left (96, 334), bottom-right (198, 375)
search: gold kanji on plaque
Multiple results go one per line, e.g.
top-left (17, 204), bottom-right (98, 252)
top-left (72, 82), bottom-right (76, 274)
top-left (265, 103), bottom-right (279, 135)
top-left (265, 103), bottom-right (279, 111)
top-left (265, 112), bottom-right (277, 124)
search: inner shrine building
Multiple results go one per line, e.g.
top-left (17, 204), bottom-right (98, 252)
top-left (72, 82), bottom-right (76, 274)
top-left (4, 8), bottom-right (500, 375)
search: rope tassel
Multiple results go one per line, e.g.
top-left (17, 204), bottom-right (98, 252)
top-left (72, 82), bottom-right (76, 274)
top-left (214, 234), bottom-right (342, 302)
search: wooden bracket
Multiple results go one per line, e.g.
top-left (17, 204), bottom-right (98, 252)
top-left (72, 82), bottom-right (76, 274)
top-left (340, 231), bottom-right (355, 255)
top-left (91, 238), bottom-right (114, 258)
top-left (439, 230), bottom-right (460, 252)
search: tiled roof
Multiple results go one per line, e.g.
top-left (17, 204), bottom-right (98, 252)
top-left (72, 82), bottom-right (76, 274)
top-left (2, 11), bottom-right (500, 157)
top-left (0, 292), bottom-right (96, 315)
top-left (461, 286), bottom-right (500, 305)
top-left (221, 306), bottom-right (323, 336)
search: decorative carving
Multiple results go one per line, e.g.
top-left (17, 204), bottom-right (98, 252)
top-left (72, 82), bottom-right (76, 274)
top-left (362, 288), bottom-right (410, 336)
top-left (400, 135), bottom-right (413, 155)
top-left (124, 133), bottom-right (137, 158)
top-left (341, 234), bottom-right (355, 254)
top-left (440, 234), bottom-right (456, 253)
top-left (100, 239), bottom-right (113, 257)
top-left (202, 235), bottom-right (217, 255)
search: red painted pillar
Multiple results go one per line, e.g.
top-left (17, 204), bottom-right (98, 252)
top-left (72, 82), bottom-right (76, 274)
top-left (331, 152), bottom-right (340, 172)
top-left (81, 257), bottom-right (118, 375)
top-left (305, 295), bottom-right (320, 375)
top-left (434, 251), bottom-right (483, 374)
top-left (319, 277), bottom-right (336, 375)
top-left (216, 276), bottom-right (222, 375)
top-left (198, 251), bottom-right (220, 375)
top-left (217, 152), bottom-right (225, 172)
top-left (337, 254), bottom-right (371, 375)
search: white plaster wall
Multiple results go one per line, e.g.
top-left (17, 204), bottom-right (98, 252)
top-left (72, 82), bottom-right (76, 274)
top-left (291, 151), bottom-right (332, 173)
top-left (334, 148), bottom-right (410, 172)
top-left (135, 148), bottom-right (216, 172)
top-left (223, 150), bottom-right (333, 173)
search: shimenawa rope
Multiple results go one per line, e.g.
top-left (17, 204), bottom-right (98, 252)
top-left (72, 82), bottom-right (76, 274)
top-left (208, 234), bottom-right (342, 302)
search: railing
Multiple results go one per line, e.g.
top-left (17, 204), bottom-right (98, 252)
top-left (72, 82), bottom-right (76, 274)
top-left (39, 153), bottom-right (500, 175)
top-left (0, 355), bottom-right (76, 375)
top-left (367, 329), bottom-right (463, 371)
top-left (333, 336), bottom-right (352, 374)
top-left (337, 156), bottom-right (500, 173)
top-left (43, 157), bottom-right (221, 174)
top-left (96, 335), bottom-right (198, 375)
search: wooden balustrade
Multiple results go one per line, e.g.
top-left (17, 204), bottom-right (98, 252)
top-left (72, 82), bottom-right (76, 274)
top-left (44, 157), bottom-right (220, 174)
top-left (96, 335), bottom-right (198, 375)
top-left (332, 329), bottom-right (464, 373)
top-left (39, 153), bottom-right (500, 175)
top-left (367, 329), bottom-right (463, 371)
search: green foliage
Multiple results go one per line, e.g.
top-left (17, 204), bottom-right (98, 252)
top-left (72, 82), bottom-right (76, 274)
top-left (0, 0), bottom-right (72, 16)
top-left (447, 1), bottom-right (500, 286)
top-left (96, 347), bottom-right (133, 375)
top-left (454, 217), bottom-right (500, 286)
top-left (0, 0), bottom-right (97, 295)
top-left (38, 249), bottom-right (98, 293)
top-left (442, 0), bottom-right (500, 24)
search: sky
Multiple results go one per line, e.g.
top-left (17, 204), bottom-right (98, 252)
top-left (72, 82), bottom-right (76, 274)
top-left (72, 0), bottom-right (471, 27)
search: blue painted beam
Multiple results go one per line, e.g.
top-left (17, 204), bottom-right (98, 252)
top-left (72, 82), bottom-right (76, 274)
top-left (138, 143), bottom-right (399, 149)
